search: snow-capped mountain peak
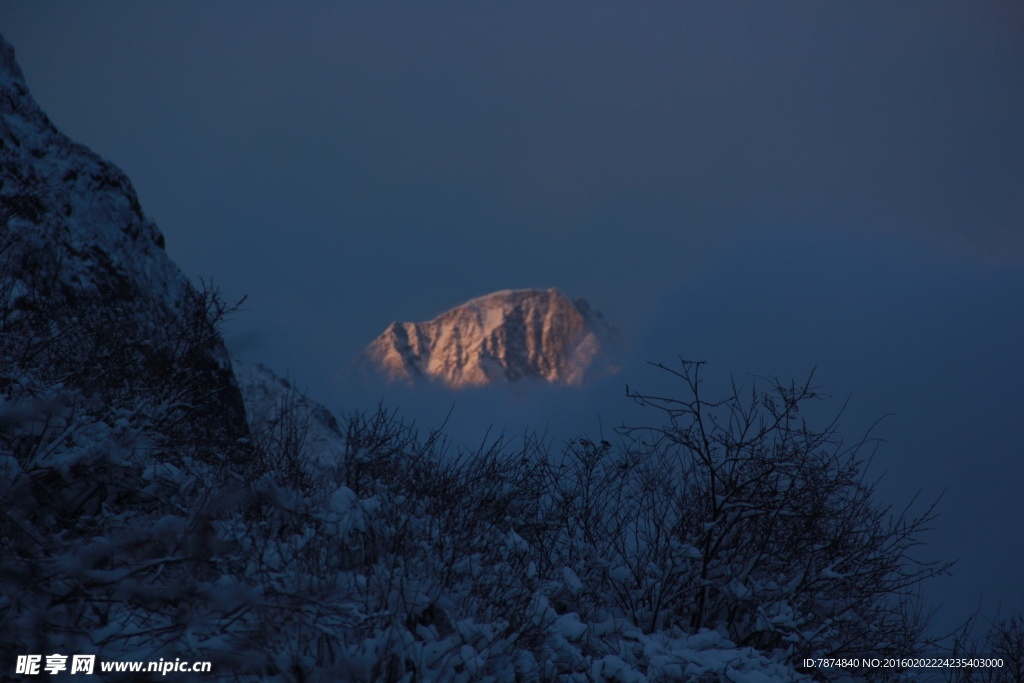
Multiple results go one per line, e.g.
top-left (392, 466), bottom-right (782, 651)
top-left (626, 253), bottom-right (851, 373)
top-left (362, 288), bottom-right (623, 388)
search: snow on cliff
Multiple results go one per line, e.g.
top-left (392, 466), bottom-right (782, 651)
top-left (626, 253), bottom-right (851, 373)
top-left (1, 34), bottom-right (185, 318)
top-left (362, 288), bottom-right (624, 388)
top-left (0, 32), bottom-right (249, 444)
top-left (231, 356), bottom-right (347, 468)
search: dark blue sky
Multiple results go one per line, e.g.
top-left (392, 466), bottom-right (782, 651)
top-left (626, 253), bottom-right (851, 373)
top-left (3, 1), bottom-right (1022, 637)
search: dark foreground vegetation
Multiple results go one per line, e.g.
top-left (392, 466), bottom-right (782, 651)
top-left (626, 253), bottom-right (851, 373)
top-left (1, 213), bottom-right (1022, 682)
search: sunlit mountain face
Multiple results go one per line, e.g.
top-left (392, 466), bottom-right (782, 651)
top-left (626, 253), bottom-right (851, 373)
top-left (360, 288), bottom-right (623, 388)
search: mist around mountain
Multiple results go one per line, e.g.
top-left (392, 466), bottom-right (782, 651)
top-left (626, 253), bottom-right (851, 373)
top-left (2, 31), bottom-right (1021, 682)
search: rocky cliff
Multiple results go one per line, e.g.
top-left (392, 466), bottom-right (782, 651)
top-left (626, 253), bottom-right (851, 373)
top-left (0, 33), bottom-right (250, 457)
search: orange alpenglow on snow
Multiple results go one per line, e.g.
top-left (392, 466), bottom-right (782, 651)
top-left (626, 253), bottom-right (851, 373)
top-left (361, 288), bottom-right (623, 388)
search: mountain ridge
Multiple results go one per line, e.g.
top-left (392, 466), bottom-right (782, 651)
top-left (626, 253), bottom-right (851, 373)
top-left (360, 287), bottom-right (623, 389)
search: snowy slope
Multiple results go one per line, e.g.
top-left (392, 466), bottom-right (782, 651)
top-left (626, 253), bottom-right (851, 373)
top-left (0, 32), bottom-right (248, 443)
top-left (1, 35), bottom-right (183, 317)
top-left (217, 360), bottom-right (816, 683)
top-left (231, 356), bottom-right (346, 469)
top-left (362, 288), bottom-right (624, 388)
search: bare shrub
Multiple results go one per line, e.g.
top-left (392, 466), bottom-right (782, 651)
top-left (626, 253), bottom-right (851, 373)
top-left (546, 360), bottom-right (951, 679)
top-left (945, 612), bottom-right (1024, 683)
